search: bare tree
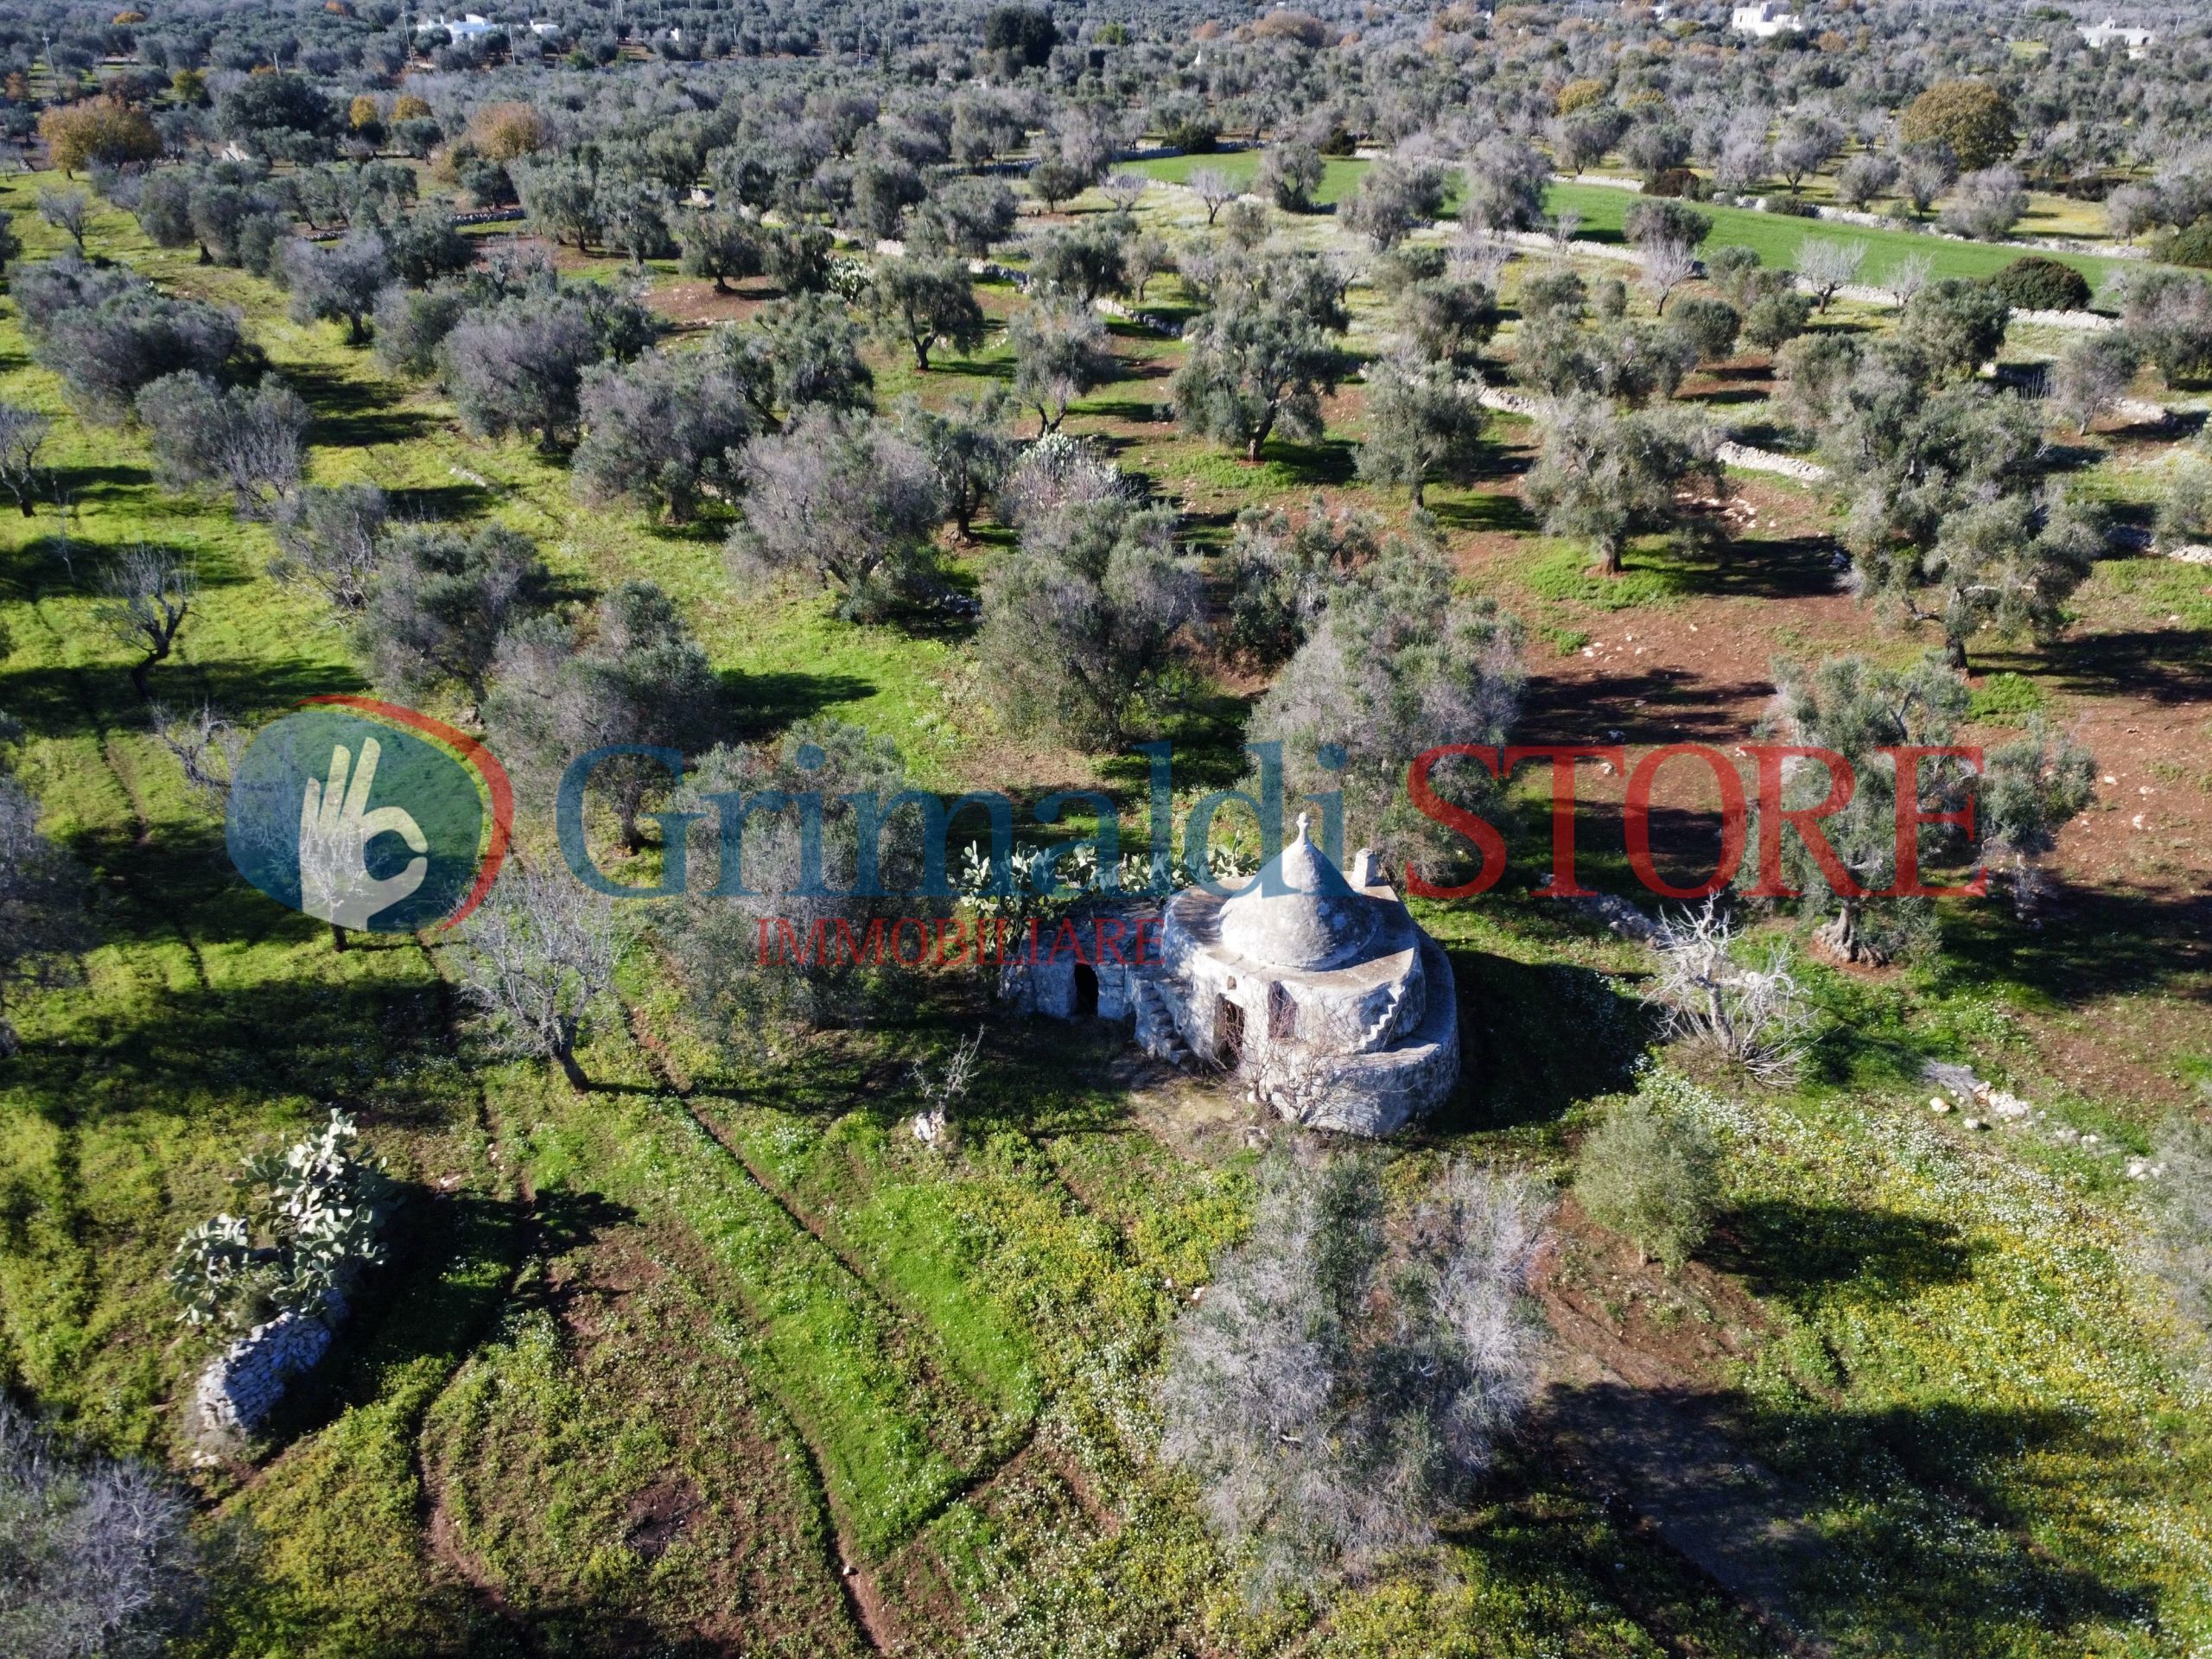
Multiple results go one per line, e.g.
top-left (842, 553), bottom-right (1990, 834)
top-left (148, 702), bottom-right (245, 811)
top-left (453, 863), bottom-right (624, 1091)
top-left (1187, 165), bottom-right (1238, 226)
top-left (1158, 1150), bottom-right (1551, 1599)
top-left (2050, 333), bottom-right (2145, 435)
top-left (1098, 169), bottom-right (1147, 214)
top-left (1796, 238), bottom-right (1867, 313)
top-left (1888, 251), bottom-right (1936, 308)
top-left (0, 402), bottom-right (51, 518)
top-left (0, 1405), bottom-right (211, 1657)
top-left (35, 187), bottom-right (91, 257)
top-left (1548, 210), bottom-right (1582, 254)
top-left (96, 549), bottom-right (195, 700)
top-left (1638, 237), bottom-right (1697, 316)
top-left (267, 483), bottom-right (388, 613)
top-left (1646, 899), bottom-right (1811, 1082)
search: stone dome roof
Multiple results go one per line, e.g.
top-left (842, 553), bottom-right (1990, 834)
top-left (1217, 815), bottom-right (1379, 971)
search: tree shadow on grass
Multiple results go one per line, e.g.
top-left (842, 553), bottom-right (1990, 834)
top-left (284, 362), bottom-right (441, 448)
top-left (1701, 1198), bottom-right (1976, 1307)
top-left (0, 654), bottom-right (363, 741)
top-left (1927, 879), bottom-right (2212, 1007)
top-left (1546, 1382), bottom-right (2158, 1656)
top-left (1429, 947), bottom-right (1654, 1133)
top-left (717, 670), bottom-right (879, 739)
top-left (1433, 490), bottom-right (1537, 534)
top-left (385, 480), bottom-right (499, 521)
top-left (1260, 435), bottom-right (1357, 488)
top-left (1668, 534), bottom-right (1841, 601)
top-left (2017, 625), bottom-right (2212, 708)
top-left (47, 461), bottom-right (155, 503)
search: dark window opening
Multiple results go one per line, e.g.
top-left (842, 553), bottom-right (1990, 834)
top-left (1074, 963), bottom-right (1099, 1017)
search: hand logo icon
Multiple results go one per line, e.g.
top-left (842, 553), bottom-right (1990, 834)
top-left (228, 696), bottom-right (510, 935)
top-left (296, 739), bottom-right (429, 930)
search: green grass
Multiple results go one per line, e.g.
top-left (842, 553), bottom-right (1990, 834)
top-left (3, 161), bottom-right (2211, 1658)
top-left (1128, 154), bottom-right (2142, 294)
top-left (1967, 671), bottom-right (2049, 725)
top-left (1521, 539), bottom-right (1697, 610)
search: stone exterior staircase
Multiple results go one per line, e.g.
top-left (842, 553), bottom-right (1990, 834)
top-left (1132, 976), bottom-right (1195, 1069)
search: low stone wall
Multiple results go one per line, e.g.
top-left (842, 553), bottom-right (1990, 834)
top-left (191, 1308), bottom-right (335, 1456)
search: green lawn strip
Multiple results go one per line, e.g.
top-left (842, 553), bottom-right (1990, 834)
top-left (1124, 156), bottom-right (2139, 293)
top-left (1643, 1067), bottom-right (2212, 1655)
top-left (420, 1274), bottom-right (868, 1654)
top-left (1544, 181), bottom-right (2136, 293)
top-left (705, 1102), bottom-right (1046, 1447)
top-left (508, 1052), bottom-right (974, 1562)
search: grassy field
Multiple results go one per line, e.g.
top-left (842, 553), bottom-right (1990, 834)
top-left (1128, 154), bottom-right (2145, 293)
top-left (2, 156), bottom-right (2210, 1657)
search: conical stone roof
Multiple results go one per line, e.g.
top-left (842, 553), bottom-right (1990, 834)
top-left (1217, 815), bottom-right (1378, 971)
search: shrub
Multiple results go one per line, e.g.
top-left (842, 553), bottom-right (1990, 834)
top-left (2155, 217), bottom-right (2212, 270)
top-left (0, 1408), bottom-right (212, 1657)
top-left (1574, 1091), bottom-right (1721, 1269)
top-left (1669, 296), bottom-right (1743, 363)
top-left (1989, 256), bottom-right (2093, 314)
top-left (1158, 1151), bottom-right (1552, 1599)
top-left (2150, 1112), bottom-right (2212, 1377)
top-left (1645, 166), bottom-right (1705, 200)
top-left (167, 1110), bottom-right (393, 1331)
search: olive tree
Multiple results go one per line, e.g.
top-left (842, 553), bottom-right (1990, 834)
top-left (1159, 1150), bottom-right (1551, 1600)
top-left (1246, 531), bottom-right (1523, 870)
top-left (1257, 143), bottom-right (1325, 213)
top-left (358, 524), bottom-right (554, 698)
top-left (134, 372), bottom-right (308, 516)
top-left (0, 1406), bottom-right (211, 1656)
top-left (977, 493), bottom-right (1201, 749)
top-left (1459, 135), bottom-right (1548, 233)
top-left (1007, 303), bottom-right (1116, 435)
top-left (868, 257), bottom-right (985, 371)
top-left (283, 230), bottom-right (390, 344)
top-left (1171, 281), bottom-right (1344, 462)
top-left (896, 391), bottom-right (1013, 542)
top-left (267, 482), bottom-right (388, 613)
top-left (1341, 157), bottom-right (1445, 251)
top-left (454, 863), bottom-right (623, 1091)
top-left (572, 348), bottom-right (753, 523)
top-left (486, 582), bottom-right (719, 852)
top-left (675, 209), bottom-right (761, 294)
top-left (1355, 353), bottom-right (1487, 505)
top-left (1525, 394), bottom-right (1721, 575)
top-left (0, 403), bottom-right (52, 518)
top-left (730, 409), bottom-right (944, 620)
top-left (1753, 653), bottom-right (1966, 963)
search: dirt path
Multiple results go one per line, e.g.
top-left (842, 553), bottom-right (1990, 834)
top-left (1536, 1271), bottom-right (1836, 1658)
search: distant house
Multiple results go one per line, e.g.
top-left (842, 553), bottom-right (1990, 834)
top-left (1730, 3), bottom-right (1806, 38)
top-left (416, 14), bottom-right (499, 44)
top-left (2077, 16), bottom-right (2153, 56)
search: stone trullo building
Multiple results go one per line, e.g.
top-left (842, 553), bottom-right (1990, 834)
top-left (1005, 817), bottom-right (1461, 1137)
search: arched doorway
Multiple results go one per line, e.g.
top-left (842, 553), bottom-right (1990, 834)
top-left (1073, 963), bottom-right (1099, 1017)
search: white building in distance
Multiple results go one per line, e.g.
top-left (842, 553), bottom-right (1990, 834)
top-left (2077, 16), bottom-right (2153, 56)
top-left (1730, 3), bottom-right (1807, 38)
